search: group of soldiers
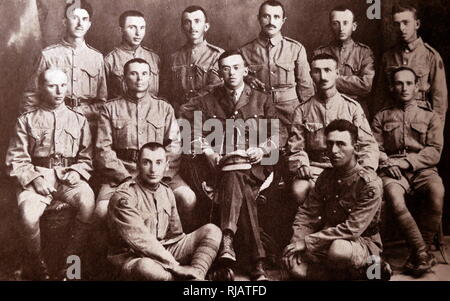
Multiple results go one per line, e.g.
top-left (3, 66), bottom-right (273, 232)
top-left (4, 0), bottom-right (447, 281)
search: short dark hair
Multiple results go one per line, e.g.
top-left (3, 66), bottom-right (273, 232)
top-left (325, 119), bottom-right (358, 145)
top-left (65, 0), bottom-right (93, 19)
top-left (119, 10), bottom-right (145, 28)
top-left (182, 5), bottom-right (208, 23)
top-left (390, 66), bottom-right (419, 84)
top-left (218, 50), bottom-right (247, 68)
top-left (123, 58), bottom-right (150, 75)
top-left (329, 5), bottom-right (357, 23)
top-left (259, 0), bottom-right (286, 19)
top-left (138, 142), bottom-right (167, 162)
top-left (392, 2), bottom-right (419, 19)
top-left (311, 53), bottom-right (339, 67)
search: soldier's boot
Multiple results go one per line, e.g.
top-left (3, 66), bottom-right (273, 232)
top-left (22, 229), bottom-right (50, 281)
top-left (404, 251), bottom-right (437, 278)
top-left (419, 210), bottom-right (442, 251)
top-left (57, 219), bottom-right (92, 281)
top-left (251, 259), bottom-right (268, 281)
top-left (219, 230), bottom-right (236, 265)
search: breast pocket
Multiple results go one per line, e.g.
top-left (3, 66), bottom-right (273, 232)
top-left (275, 62), bottom-right (295, 85)
top-left (146, 118), bottom-right (165, 144)
top-left (172, 65), bottom-right (188, 90)
top-left (303, 122), bottom-right (325, 150)
top-left (81, 67), bottom-right (100, 97)
top-left (63, 128), bottom-right (80, 156)
top-left (149, 63), bottom-right (160, 94)
top-left (415, 66), bottom-right (431, 93)
top-left (193, 64), bottom-right (209, 89)
top-left (341, 61), bottom-right (360, 76)
top-left (410, 122), bottom-right (427, 146)
top-left (248, 64), bottom-right (265, 79)
top-left (112, 119), bottom-right (131, 146)
top-left (382, 122), bottom-right (401, 152)
top-left (28, 128), bottom-right (52, 155)
top-left (156, 205), bottom-right (171, 240)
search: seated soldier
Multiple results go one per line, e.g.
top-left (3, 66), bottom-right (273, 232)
top-left (286, 53), bottom-right (379, 205)
top-left (5, 68), bottom-right (95, 280)
top-left (372, 66), bottom-right (444, 277)
top-left (180, 50), bottom-right (279, 281)
top-left (107, 142), bottom-right (222, 281)
top-left (282, 119), bottom-right (391, 280)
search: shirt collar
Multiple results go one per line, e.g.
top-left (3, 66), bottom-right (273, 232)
top-left (227, 84), bottom-right (245, 102)
top-left (333, 38), bottom-right (354, 49)
top-left (258, 32), bottom-right (283, 47)
top-left (332, 162), bottom-right (363, 185)
top-left (40, 102), bottom-right (69, 113)
top-left (185, 39), bottom-right (208, 52)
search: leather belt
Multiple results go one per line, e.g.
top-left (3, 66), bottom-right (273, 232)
top-left (32, 155), bottom-right (76, 168)
top-left (116, 149), bottom-right (139, 163)
top-left (64, 97), bottom-right (93, 108)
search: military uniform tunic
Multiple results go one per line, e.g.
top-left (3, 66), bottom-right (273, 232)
top-left (23, 40), bottom-right (107, 124)
top-left (380, 37), bottom-right (448, 122)
top-left (313, 39), bottom-right (375, 103)
top-left (287, 92), bottom-right (379, 174)
top-left (291, 164), bottom-right (383, 260)
top-left (105, 44), bottom-right (160, 98)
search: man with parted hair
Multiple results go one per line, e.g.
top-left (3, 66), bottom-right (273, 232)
top-left (107, 142), bottom-right (222, 281)
top-left (282, 119), bottom-right (390, 281)
top-left (377, 2), bottom-right (447, 124)
top-left (180, 50), bottom-right (278, 281)
top-left (313, 5), bottom-right (375, 118)
top-left (163, 5), bottom-right (224, 115)
top-left (286, 53), bottom-right (379, 205)
top-left (23, 0), bottom-right (107, 134)
top-left (105, 10), bottom-right (160, 99)
top-left (372, 66), bottom-right (444, 277)
top-left (95, 58), bottom-right (196, 231)
top-left (6, 67), bottom-right (95, 280)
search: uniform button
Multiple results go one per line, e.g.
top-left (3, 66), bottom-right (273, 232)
top-left (335, 195), bottom-right (339, 198)
top-left (403, 61), bottom-right (407, 65)
top-left (318, 216), bottom-right (322, 220)
top-left (271, 71), bottom-right (275, 74)
top-left (234, 111), bottom-right (238, 115)
top-left (189, 90), bottom-right (194, 93)
top-left (139, 132), bottom-right (143, 135)
top-left (348, 209), bottom-right (352, 212)
top-left (271, 87), bottom-right (274, 90)
top-left (213, 115), bottom-right (217, 118)
top-left (337, 180), bottom-right (342, 184)
top-left (189, 76), bottom-right (193, 80)
top-left (73, 78), bottom-right (77, 82)
top-left (190, 64), bottom-right (194, 67)
top-left (333, 210), bottom-right (336, 214)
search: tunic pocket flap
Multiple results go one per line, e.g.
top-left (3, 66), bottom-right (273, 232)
top-left (411, 122), bottom-right (427, 133)
top-left (275, 62), bottom-right (294, 71)
top-left (64, 128), bottom-right (80, 139)
top-left (383, 122), bottom-right (400, 132)
top-left (304, 122), bottom-right (324, 132)
top-left (146, 118), bottom-right (165, 129)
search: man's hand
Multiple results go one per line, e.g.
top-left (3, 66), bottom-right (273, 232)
top-left (246, 147), bottom-right (264, 164)
top-left (245, 75), bottom-right (266, 91)
top-left (170, 265), bottom-right (203, 280)
top-left (32, 176), bottom-right (56, 196)
top-left (390, 158), bottom-right (410, 170)
top-left (384, 166), bottom-right (403, 180)
top-left (297, 165), bottom-right (312, 179)
top-left (62, 171), bottom-right (81, 186)
top-left (282, 240), bottom-right (306, 259)
top-left (282, 253), bottom-right (302, 271)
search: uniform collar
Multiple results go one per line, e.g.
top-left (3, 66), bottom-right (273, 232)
top-left (398, 100), bottom-right (417, 111)
top-left (258, 32), bottom-right (283, 47)
top-left (185, 39), bottom-right (208, 52)
top-left (125, 91), bottom-right (152, 103)
top-left (119, 43), bottom-right (142, 52)
top-left (333, 162), bottom-right (362, 185)
top-left (136, 176), bottom-right (161, 193)
top-left (316, 89), bottom-right (340, 106)
top-left (332, 38), bottom-right (354, 49)
top-left (61, 39), bottom-right (87, 50)
top-left (39, 102), bottom-right (69, 113)
top-left (402, 37), bottom-right (423, 52)
top-left (226, 83), bottom-right (245, 103)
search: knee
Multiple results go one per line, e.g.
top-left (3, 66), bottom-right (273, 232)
top-left (19, 201), bottom-right (44, 227)
top-left (425, 183), bottom-right (445, 203)
top-left (328, 240), bottom-right (352, 263)
top-left (94, 200), bottom-right (109, 221)
top-left (291, 180), bottom-right (311, 203)
top-left (173, 186), bottom-right (197, 213)
top-left (384, 184), bottom-right (407, 213)
top-left (132, 258), bottom-right (173, 281)
top-left (199, 223), bottom-right (222, 244)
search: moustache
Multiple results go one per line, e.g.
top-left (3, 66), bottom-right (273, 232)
top-left (265, 25), bottom-right (277, 29)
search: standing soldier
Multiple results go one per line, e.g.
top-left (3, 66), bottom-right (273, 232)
top-left (372, 67), bottom-right (444, 277)
top-left (105, 10), bottom-right (160, 99)
top-left (287, 53), bottom-right (379, 205)
top-left (239, 0), bottom-right (315, 147)
top-left (378, 3), bottom-right (447, 124)
top-left (164, 5), bottom-right (224, 114)
top-left (95, 58), bottom-right (195, 229)
top-left (313, 6), bottom-right (375, 118)
top-left (6, 68), bottom-right (95, 280)
top-left (23, 0), bottom-right (107, 133)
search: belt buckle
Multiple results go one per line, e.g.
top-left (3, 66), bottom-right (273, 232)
top-left (51, 154), bottom-right (63, 167)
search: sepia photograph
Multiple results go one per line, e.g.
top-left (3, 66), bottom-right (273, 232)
top-left (0, 0), bottom-right (449, 286)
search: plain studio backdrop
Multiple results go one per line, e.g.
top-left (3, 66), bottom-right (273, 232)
top-left (0, 0), bottom-right (449, 261)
